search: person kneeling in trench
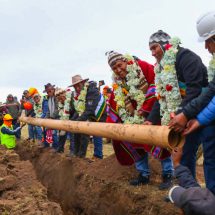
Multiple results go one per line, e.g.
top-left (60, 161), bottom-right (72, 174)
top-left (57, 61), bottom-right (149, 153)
top-left (168, 147), bottom-right (215, 215)
top-left (0, 114), bottom-right (25, 149)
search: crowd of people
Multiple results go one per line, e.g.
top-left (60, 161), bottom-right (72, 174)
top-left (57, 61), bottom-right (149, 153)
top-left (1, 11), bottom-right (215, 214)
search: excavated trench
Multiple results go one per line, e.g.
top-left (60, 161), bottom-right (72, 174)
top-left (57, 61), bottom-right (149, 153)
top-left (15, 140), bottom-right (181, 215)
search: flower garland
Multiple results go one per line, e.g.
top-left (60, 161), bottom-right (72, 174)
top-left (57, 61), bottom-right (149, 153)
top-left (74, 82), bottom-right (89, 116)
top-left (58, 102), bottom-right (64, 119)
top-left (112, 55), bottom-right (146, 124)
top-left (34, 98), bottom-right (43, 118)
top-left (154, 37), bottom-right (182, 125)
top-left (208, 53), bottom-right (215, 82)
top-left (58, 90), bottom-right (72, 120)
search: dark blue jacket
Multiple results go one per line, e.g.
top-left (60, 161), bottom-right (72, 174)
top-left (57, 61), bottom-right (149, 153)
top-left (196, 96), bottom-right (215, 126)
top-left (175, 164), bottom-right (200, 188)
top-left (147, 47), bottom-right (208, 124)
top-left (1, 126), bottom-right (21, 138)
top-left (183, 76), bottom-right (215, 120)
top-left (71, 81), bottom-right (107, 122)
top-left (41, 96), bottom-right (48, 119)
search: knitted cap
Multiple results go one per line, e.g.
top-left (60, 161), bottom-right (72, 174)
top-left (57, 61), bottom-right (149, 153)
top-left (149, 30), bottom-right (171, 50)
top-left (106, 51), bottom-right (125, 67)
top-left (7, 94), bottom-right (13, 98)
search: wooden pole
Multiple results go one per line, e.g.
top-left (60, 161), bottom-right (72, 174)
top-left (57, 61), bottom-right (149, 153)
top-left (19, 114), bottom-right (184, 150)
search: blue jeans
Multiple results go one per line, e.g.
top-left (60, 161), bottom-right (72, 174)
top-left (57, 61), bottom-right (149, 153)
top-left (181, 125), bottom-right (215, 195)
top-left (180, 130), bottom-right (200, 178)
top-left (135, 153), bottom-right (174, 177)
top-left (93, 136), bottom-right (103, 159)
top-left (69, 133), bottom-right (75, 153)
top-left (28, 124), bottom-right (35, 140)
top-left (34, 126), bottom-right (42, 141)
top-left (58, 132), bottom-right (67, 152)
top-left (201, 125), bottom-right (215, 195)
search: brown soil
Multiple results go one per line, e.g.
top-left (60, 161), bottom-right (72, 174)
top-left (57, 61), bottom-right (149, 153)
top-left (1, 133), bottom-right (204, 215)
top-left (0, 145), bottom-right (63, 215)
top-left (15, 140), bottom-right (186, 215)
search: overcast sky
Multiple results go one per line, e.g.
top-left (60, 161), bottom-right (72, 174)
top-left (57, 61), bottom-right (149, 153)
top-left (0, 0), bottom-right (213, 102)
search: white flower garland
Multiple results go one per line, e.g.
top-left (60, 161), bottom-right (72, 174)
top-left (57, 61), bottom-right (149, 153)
top-left (208, 53), bottom-right (215, 82)
top-left (113, 55), bottom-right (146, 124)
top-left (58, 91), bottom-right (72, 120)
top-left (74, 82), bottom-right (89, 116)
top-left (34, 98), bottom-right (43, 118)
top-left (154, 37), bottom-right (182, 125)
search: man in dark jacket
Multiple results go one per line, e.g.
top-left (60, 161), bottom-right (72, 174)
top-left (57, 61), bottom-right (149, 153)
top-left (169, 11), bottom-right (215, 195)
top-left (5, 94), bottom-right (21, 138)
top-left (20, 90), bottom-right (36, 141)
top-left (43, 83), bottom-right (59, 150)
top-left (145, 30), bottom-right (209, 180)
top-left (69, 75), bottom-right (106, 158)
top-left (168, 147), bottom-right (215, 215)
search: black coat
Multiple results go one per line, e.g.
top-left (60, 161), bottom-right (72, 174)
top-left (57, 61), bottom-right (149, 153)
top-left (183, 76), bottom-right (215, 120)
top-left (71, 81), bottom-right (107, 122)
top-left (147, 47), bottom-right (208, 124)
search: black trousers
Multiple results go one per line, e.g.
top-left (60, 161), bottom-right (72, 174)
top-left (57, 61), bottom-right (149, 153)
top-left (58, 132), bottom-right (68, 152)
top-left (74, 133), bottom-right (89, 157)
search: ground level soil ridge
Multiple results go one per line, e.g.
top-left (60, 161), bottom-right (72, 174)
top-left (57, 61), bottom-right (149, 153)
top-left (15, 140), bottom-right (181, 215)
top-left (0, 145), bottom-right (63, 215)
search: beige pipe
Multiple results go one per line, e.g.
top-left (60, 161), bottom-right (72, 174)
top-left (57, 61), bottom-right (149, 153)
top-left (19, 114), bottom-right (184, 150)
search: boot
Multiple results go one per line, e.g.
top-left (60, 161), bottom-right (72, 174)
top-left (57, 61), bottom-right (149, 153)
top-left (66, 151), bottom-right (76, 158)
top-left (90, 155), bottom-right (102, 162)
top-left (159, 174), bottom-right (173, 190)
top-left (56, 148), bottom-right (64, 153)
top-left (129, 174), bottom-right (150, 186)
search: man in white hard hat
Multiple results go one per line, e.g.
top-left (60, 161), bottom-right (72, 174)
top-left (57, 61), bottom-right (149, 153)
top-left (169, 11), bottom-right (215, 195)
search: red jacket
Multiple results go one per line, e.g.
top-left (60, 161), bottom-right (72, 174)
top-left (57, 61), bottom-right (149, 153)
top-left (106, 59), bottom-right (170, 165)
top-left (107, 59), bottom-right (156, 123)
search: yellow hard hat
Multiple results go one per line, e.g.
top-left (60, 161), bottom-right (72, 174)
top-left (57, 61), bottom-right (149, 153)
top-left (3, 114), bottom-right (13, 121)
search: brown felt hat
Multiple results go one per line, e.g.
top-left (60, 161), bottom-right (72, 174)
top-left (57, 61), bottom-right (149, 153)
top-left (68, 75), bottom-right (89, 87)
top-left (43, 83), bottom-right (55, 93)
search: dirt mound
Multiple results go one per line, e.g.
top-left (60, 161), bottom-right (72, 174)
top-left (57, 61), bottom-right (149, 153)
top-left (0, 145), bottom-right (63, 215)
top-left (16, 141), bottom-right (181, 215)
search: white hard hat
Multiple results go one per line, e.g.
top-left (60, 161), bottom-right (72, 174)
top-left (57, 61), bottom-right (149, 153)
top-left (196, 11), bottom-right (215, 42)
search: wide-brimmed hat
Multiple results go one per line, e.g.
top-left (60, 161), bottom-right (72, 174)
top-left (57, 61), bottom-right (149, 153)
top-left (68, 75), bottom-right (89, 87)
top-left (43, 83), bottom-right (56, 93)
